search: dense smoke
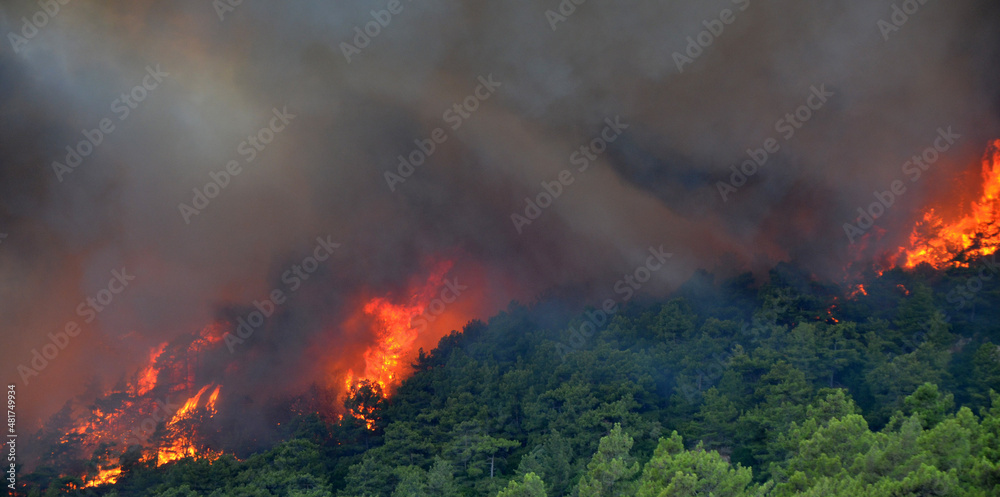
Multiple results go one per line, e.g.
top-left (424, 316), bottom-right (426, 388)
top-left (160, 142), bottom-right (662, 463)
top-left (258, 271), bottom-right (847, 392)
top-left (1, 0), bottom-right (999, 436)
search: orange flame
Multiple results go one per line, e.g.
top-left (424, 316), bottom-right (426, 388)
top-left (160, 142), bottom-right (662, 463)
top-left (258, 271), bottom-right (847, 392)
top-left (58, 322), bottom-right (233, 487)
top-left (136, 342), bottom-right (168, 396)
top-left (206, 385), bottom-right (221, 413)
top-left (847, 284), bottom-right (867, 299)
top-left (83, 466), bottom-right (122, 488)
top-left (899, 140), bottom-right (1000, 268)
top-left (341, 260), bottom-right (454, 428)
top-left (157, 383), bottom-right (222, 466)
top-left (172, 384), bottom-right (212, 423)
top-left (346, 260), bottom-right (452, 395)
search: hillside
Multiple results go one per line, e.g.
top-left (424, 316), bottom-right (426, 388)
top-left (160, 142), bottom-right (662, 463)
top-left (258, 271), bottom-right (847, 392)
top-left (21, 263), bottom-right (1000, 496)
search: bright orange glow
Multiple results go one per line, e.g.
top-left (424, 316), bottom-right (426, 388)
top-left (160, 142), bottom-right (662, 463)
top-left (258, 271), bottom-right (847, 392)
top-left (157, 383), bottom-right (222, 466)
top-left (848, 284), bottom-right (868, 298)
top-left (57, 322), bottom-right (234, 486)
top-left (346, 260), bottom-right (452, 395)
top-left (898, 140), bottom-right (1000, 268)
top-left (206, 385), bottom-right (221, 413)
top-left (341, 260), bottom-right (454, 428)
top-left (84, 466), bottom-right (122, 487)
top-left (136, 342), bottom-right (168, 396)
top-left (173, 384), bottom-right (212, 422)
top-left (356, 297), bottom-right (422, 392)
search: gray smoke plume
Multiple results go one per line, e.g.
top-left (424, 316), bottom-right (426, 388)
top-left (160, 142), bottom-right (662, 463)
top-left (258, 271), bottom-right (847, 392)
top-left (1, 0), bottom-right (998, 434)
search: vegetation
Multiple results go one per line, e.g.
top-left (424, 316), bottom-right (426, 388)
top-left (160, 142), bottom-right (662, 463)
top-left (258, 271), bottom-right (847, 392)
top-left (22, 262), bottom-right (1000, 496)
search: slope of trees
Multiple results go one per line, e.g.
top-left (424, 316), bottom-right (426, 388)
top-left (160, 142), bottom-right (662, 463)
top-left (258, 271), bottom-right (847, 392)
top-left (22, 262), bottom-right (1000, 496)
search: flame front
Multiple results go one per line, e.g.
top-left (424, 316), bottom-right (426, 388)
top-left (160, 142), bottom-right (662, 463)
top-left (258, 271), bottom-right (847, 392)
top-left (342, 260), bottom-right (454, 428)
top-left (157, 384), bottom-right (222, 466)
top-left (898, 139), bottom-right (1000, 268)
top-left (84, 466), bottom-right (123, 488)
top-left (355, 297), bottom-right (424, 393)
top-left (136, 343), bottom-right (166, 396)
top-left (58, 324), bottom-right (229, 487)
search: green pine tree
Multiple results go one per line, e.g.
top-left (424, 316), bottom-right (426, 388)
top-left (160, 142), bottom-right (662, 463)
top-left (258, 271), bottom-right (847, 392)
top-left (575, 424), bottom-right (640, 497)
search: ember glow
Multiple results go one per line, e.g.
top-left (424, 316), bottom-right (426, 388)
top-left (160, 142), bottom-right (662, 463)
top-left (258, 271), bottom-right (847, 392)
top-left (896, 140), bottom-right (1000, 268)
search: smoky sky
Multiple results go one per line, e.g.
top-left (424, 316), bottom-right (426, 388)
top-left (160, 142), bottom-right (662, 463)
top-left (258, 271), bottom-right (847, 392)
top-left (1, 0), bottom-right (999, 431)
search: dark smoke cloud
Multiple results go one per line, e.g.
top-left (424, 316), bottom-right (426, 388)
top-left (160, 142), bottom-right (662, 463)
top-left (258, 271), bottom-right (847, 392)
top-left (1, 0), bottom-right (999, 434)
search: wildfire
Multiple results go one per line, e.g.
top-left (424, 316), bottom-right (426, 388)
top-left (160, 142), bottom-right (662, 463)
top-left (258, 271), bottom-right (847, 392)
top-left (206, 385), bottom-right (221, 413)
top-left (345, 260), bottom-right (452, 395)
top-left (897, 139), bottom-right (1000, 268)
top-left (157, 384), bottom-right (222, 466)
top-left (354, 297), bottom-right (424, 392)
top-left (136, 342), bottom-right (167, 396)
top-left (84, 466), bottom-right (122, 488)
top-left (826, 306), bottom-right (839, 323)
top-left (342, 260), bottom-right (454, 427)
top-left (55, 323), bottom-right (232, 488)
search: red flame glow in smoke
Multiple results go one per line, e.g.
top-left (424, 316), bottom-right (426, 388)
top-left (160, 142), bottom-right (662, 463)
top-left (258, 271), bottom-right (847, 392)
top-left (54, 323), bottom-right (231, 488)
top-left (46, 259), bottom-right (472, 488)
top-left (342, 260), bottom-right (455, 427)
top-left (892, 139), bottom-right (1000, 268)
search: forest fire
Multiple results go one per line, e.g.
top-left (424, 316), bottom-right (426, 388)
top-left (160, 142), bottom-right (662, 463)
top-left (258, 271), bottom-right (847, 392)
top-left (155, 384), bottom-right (222, 466)
top-left (31, 258), bottom-right (471, 491)
top-left (894, 139), bottom-right (1000, 269)
top-left (342, 260), bottom-right (455, 428)
top-left (135, 343), bottom-right (166, 396)
top-left (83, 466), bottom-right (122, 488)
top-left (40, 324), bottom-right (232, 489)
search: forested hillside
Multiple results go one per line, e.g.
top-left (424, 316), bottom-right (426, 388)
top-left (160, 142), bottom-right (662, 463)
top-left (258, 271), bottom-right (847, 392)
top-left (25, 263), bottom-right (1000, 496)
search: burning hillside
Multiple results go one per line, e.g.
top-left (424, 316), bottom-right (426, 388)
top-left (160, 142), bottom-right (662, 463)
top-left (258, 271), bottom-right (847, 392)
top-left (3, 0), bottom-right (1000, 494)
top-left (20, 258), bottom-right (477, 489)
top-left (892, 140), bottom-right (1000, 269)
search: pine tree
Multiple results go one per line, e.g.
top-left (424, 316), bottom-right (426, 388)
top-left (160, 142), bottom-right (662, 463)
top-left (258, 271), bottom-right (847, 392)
top-left (637, 431), bottom-right (754, 497)
top-left (575, 424), bottom-right (640, 497)
top-left (496, 472), bottom-right (547, 497)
